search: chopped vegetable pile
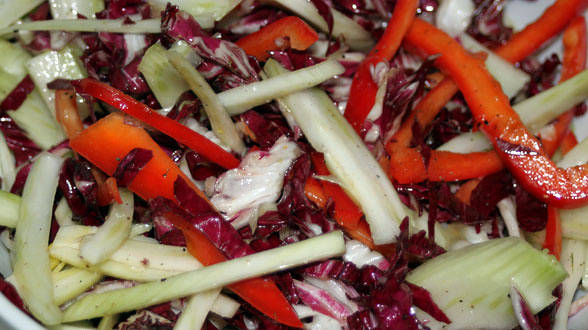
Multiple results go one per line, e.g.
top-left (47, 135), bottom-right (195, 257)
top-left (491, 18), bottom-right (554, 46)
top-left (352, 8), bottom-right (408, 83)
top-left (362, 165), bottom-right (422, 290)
top-left (0, 0), bottom-right (588, 329)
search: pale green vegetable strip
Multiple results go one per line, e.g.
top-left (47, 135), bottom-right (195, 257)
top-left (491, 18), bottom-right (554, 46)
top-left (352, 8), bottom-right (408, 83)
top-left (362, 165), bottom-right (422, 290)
top-left (0, 18), bottom-right (165, 36)
top-left (147, 0), bottom-right (239, 21)
top-left (51, 225), bottom-right (202, 282)
top-left (438, 69), bottom-right (588, 153)
top-left (26, 46), bottom-right (87, 118)
top-left (265, 59), bottom-right (412, 244)
top-left (0, 0), bottom-right (44, 29)
top-left (53, 267), bottom-right (102, 306)
top-left (79, 189), bottom-right (134, 265)
top-left (0, 190), bottom-right (20, 228)
top-left (0, 131), bottom-right (15, 191)
top-left (554, 138), bottom-right (588, 240)
top-left (263, 0), bottom-right (374, 51)
top-left (62, 230), bottom-right (345, 322)
top-left (8, 90), bottom-right (66, 149)
top-left (459, 34), bottom-right (530, 99)
top-left (48, 0), bottom-right (104, 19)
top-left (174, 289), bottom-right (221, 330)
top-left (54, 198), bottom-right (74, 226)
top-left (167, 50), bottom-right (246, 155)
top-left (406, 237), bottom-right (566, 330)
top-left (553, 239), bottom-right (588, 330)
top-left (139, 43), bottom-right (191, 109)
top-left (97, 315), bottom-right (119, 330)
top-left (13, 153), bottom-right (64, 325)
top-left (209, 293), bottom-right (240, 318)
top-left (0, 40), bottom-right (32, 99)
top-left (220, 59), bottom-right (345, 115)
top-left (47, 321), bottom-right (95, 330)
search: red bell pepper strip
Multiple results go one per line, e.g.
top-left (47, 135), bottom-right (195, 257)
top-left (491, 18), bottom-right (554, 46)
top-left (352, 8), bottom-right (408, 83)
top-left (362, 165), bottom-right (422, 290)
top-left (305, 177), bottom-right (327, 209)
top-left (543, 206), bottom-right (562, 260)
top-left (493, 0), bottom-right (588, 63)
top-left (310, 153), bottom-right (363, 229)
top-left (344, 0), bottom-right (419, 135)
top-left (69, 113), bottom-right (208, 202)
top-left (235, 16), bottom-right (319, 61)
top-left (539, 16), bottom-right (586, 156)
top-left (55, 89), bottom-right (83, 140)
top-left (385, 75), bottom-right (504, 183)
top-left (164, 212), bottom-right (304, 328)
top-left (454, 179), bottom-right (481, 205)
top-left (404, 18), bottom-right (588, 209)
top-left (71, 78), bottom-right (240, 169)
top-left (561, 131), bottom-right (579, 155)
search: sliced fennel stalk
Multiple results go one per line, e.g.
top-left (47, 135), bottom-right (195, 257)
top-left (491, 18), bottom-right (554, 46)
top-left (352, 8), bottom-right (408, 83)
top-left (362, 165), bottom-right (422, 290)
top-left (0, 0), bottom-right (44, 29)
top-left (553, 239), bottom-right (588, 330)
top-left (13, 153), bottom-right (64, 325)
top-left (27, 46), bottom-right (88, 119)
top-left (79, 189), bottom-right (134, 265)
top-left (62, 231), bottom-right (345, 322)
top-left (138, 43), bottom-right (191, 109)
top-left (48, 0), bottom-right (104, 19)
top-left (0, 19), bottom-right (165, 36)
top-left (0, 131), bottom-right (15, 191)
top-left (8, 89), bottom-right (66, 150)
top-left (52, 267), bottom-right (103, 306)
top-left (167, 50), bottom-right (246, 155)
top-left (51, 225), bottom-right (202, 281)
top-left (0, 191), bottom-right (20, 228)
top-left (139, 41), bottom-right (345, 115)
top-left (406, 237), bottom-right (566, 330)
top-left (438, 69), bottom-right (588, 153)
top-left (264, 59), bottom-right (412, 244)
top-left (221, 59), bottom-right (345, 115)
top-left (459, 33), bottom-right (529, 99)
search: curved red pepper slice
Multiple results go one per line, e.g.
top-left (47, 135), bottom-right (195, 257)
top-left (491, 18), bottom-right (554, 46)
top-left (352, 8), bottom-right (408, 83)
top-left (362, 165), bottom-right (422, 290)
top-left (493, 0), bottom-right (588, 63)
top-left (71, 79), bottom-right (240, 169)
top-left (236, 16), bottom-right (318, 61)
top-left (344, 0), bottom-right (419, 135)
top-left (404, 18), bottom-right (588, 209)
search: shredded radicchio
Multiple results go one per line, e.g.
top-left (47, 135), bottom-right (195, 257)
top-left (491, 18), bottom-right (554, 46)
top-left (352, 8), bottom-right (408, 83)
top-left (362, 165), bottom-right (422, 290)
top-left (162, 5), bottom-right (259, 83)
top-left (0, 76), bottom-right (41, 166)
top-left (113, 148), bottom-right (154, 187)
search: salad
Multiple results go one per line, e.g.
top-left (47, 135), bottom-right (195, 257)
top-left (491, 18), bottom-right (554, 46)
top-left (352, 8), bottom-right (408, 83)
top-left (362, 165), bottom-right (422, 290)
top-left (0, 0), bottom-right (587, 329)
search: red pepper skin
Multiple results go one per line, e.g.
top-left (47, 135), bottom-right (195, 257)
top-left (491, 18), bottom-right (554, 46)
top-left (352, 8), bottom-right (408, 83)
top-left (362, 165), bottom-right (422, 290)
top-left (539, 16), bottom-right (587, 156)
top-left (70, 113), bottom-right (208, 202)
top-left (165, 213), bottom-right (303, 328)
top-left (405, 18), bottom-right (588, 209)
top-left (344, 0), bottom-right (419, 135)
top-left (493, 0), bottom-right (588, 63)
top-left (71, 79), bottom-right (240, 169)
top-left (543, 206), bottom-right (562, 260)
top-left (235, 16), bottom-right (318, 61)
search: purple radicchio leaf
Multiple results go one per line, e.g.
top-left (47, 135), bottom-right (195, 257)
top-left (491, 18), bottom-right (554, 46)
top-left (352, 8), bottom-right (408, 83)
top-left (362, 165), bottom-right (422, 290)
top-left (185, 151), bottom-right (224, 181)
top-left (310, 0), bottom-right (334, 34)
top-left (239, 110), bottom-right (293, 150)
top-left (161, 5), bottom-right (259, 82)
top-left (0, 76), bottom-right (36, 111)
top-left (293, 279), bottom-right (356, 324)
top-left (510, 285), bottom-right (541, 330)
top-left (0, 276), bottom-right (28, 316)
top-left (173, 177), bottom-right (256, 259)
top-left (113, 148), bottom-right (154, 187)
top-left (470, 170), bottom-right (513, 217)
top-left (466, 0), bottom-right (513, 48)
top-left (515, 184), bottom-right (547, 232)
top-left (58, 158), bottom-right (98, 216)
top-left (0, 76), bottom-right (41, 166)
top-left (407, 282), bottom-right (451, 324)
